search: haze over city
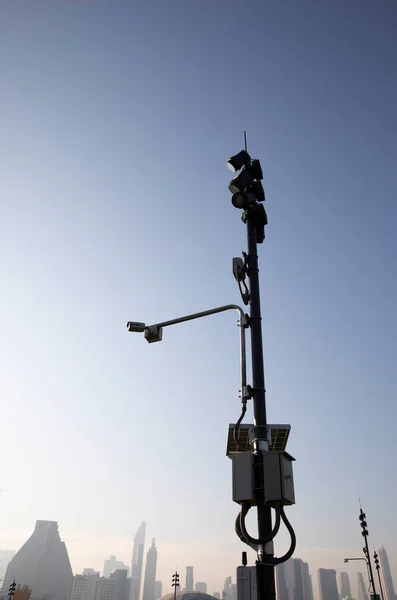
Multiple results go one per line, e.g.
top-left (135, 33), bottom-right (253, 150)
top-left (0, 0), bottom-right (396, 599)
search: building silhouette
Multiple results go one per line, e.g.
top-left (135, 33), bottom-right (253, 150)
top-left (71, 571), bottom-right (100, 600)
top-left (276, 562), bottom-right (290, 600)
top-left (196, 584), bottom-right (207, 594)
top-left (130, 522), bottom-right (146, 600)
top-left (293, 560), bottom-right (304, 600)
top-left (301, 562), bottom-right (314, 600)
top-left (71, 570), bottom-right (130, 600)
top-left (339, 573), bottom-right (352, 600)
top-left (142, 539), bottom-right (157, 600)
top-left (185, 567), bottom-right (194, 591)
top-left (0, 550), bottom-right (15, 581)
top-left (2, 520), bottom-right (73, 600)
top-left (379, 547), bottom-right (396, 600)
top-left (357, 573), bottom-right (369, 600)
top-left (154, 581), bottom-right (162, 600)
top-left (277, 559), bottom-right (313, 600)
top-left (104, 557), bottom-right (129, 578)
top-left (318, 569), bottom-right (339, 600)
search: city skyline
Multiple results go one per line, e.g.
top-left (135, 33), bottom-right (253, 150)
top-left (2, 524), bottom-right (397, 600)
top-left (1, 0), bottom-right (397, 597)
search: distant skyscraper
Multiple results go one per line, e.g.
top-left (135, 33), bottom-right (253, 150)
top-left (3, 520), bottom-right (73, 600)
top-left (195, 583), bottom-right (207, 594)
top-left (154, 581), bottom-right (162, 600)
top-left (379, 547), bottom-right (396, 600)
top-left (213, 593), bottom-right (221, 599)
top-left (111, 569), bottom-right (131, 600)
top-left (339, 573), bottom-right (352, 600)
top-left (293, 560), bottom-right (304, 600)
top-left (104, 557), bottom-right (129, 578)
top-left (130, 522), bottom-right (146, 600)
top-left (225, 585), bottom-right (237, 600)
top-left (277, 558), bottom-right (312, 600)
top-left (301, 562), bottom-right (314, 600)
top-left (276, 562), bottom-right (289, 600)
top-left (142, 539), bottom-right (157, 600)
top-left (224, 578), bottom-right (232, 591)
top-left (318, 569), bottom-right (339, 600)
top-left (186, 567), bottom-right (194, 591)
top-left (357, 573), bottom-right (369, 600)
top-left (0, 550), bottom-right (15, 581)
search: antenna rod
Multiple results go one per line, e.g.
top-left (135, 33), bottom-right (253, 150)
top-left (244, 130), bottom-right (247, 152)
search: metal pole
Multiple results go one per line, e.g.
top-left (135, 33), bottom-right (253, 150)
top-left (374, 552), bottom-right (385, 600)
top-left (363, 535), bottom-right (377, 599)
top-left (246, 213), bottom-right (275, 600)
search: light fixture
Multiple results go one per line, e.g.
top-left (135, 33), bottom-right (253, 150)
top-left (248, 181), bottom-right (265, 202)
top-left (226, 150), bottom-right (251, 173)
top-left (231, 191), bottom-right (256, 210)
top-left (229, 168), bottom-right (254, 194)
top-left (247, 158), bottom-right (263, 180)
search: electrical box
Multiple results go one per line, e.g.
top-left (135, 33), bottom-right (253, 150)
top-left (237, 566), bottom-right (256, 600)
top-left (232, 450), bottom-right (295, 506)
top-left (232, 452), bottom-right (255, 505)
top-left (263, 451), bottom-right (295, 506)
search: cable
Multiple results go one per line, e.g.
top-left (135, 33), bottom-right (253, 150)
top-left (235, 510), bottom-right (257, 551)
top-left (273, 506), bottom-right (296, 565)
top-left (233, 400), bottom-right (247, 451)
top-left (238, 502), bottom-right (282, 548)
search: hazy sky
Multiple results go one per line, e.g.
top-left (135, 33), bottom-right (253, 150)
top-left (1, 0), bottom-right (396, 597)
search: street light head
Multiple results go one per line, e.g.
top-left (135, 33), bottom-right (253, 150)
top-left (344, 559), bottom-right (349, 563)
top-left (226, 149), bottom-right (251, 173)
top-left (231, 191), bottom-right (256, 210)
top-left (144, 325), bottom-right (163, 343)
top-left (228, 168), bottom-right (254, 194)
top-left (127, 321), bottom-right (146, 332)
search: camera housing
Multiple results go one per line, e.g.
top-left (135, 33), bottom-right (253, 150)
top-left (126, 321), bottom-right (146, 333)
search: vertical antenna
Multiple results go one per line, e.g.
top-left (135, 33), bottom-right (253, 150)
top-left (244, 130), bottom-right (248, 152)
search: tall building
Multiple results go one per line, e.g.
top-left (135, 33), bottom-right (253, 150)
top-left (3, 520), bottom-right (73, 600)
top-left (71, 572), bottom-right (100, 600)
top-left (185, 567), bottom-right (194, 592)
top-left (318, 569), bottom-right (339, 600)
top-left (225, 585), bottom-right (237, 600)
top-left (154, 581), bottom-right (162, 600)
top-left (339, 573), bottom-right (352, 600)
top-left (357, 573), bottom-right (369, 600)
top-left (111, 569), bottom-right (131, 600)
top-left (195, 583), bottom-right (207, 594)
top-left (379, 547), bottom-right (396, 600)
top-left (104, 557), bottom-right (129, 578)
top-left (130, 522), bottom-right (146, 600)
top-left (301, 562), bottom-right (314, 600)
top-left (293, 560), bottom-right (304, 600)
top-left (277, 558), bottom-right (313, 600)
top-left (276, 562), bottom-right (289, 600)
top-left (142, 540), bottom-right (157, 600)
top-left (0, 550), bottom-right (15, 580)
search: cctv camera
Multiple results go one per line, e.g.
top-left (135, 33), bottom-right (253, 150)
top-left (232, 257), bottom-right (245, 282)
top-left (126, 321), bottom-right (146, 333)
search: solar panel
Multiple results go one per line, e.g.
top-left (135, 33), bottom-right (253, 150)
top-left (226, 423), bottom-right (291, 456)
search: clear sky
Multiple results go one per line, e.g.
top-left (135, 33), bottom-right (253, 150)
top-left (1, 0), bottom-right (396, 597)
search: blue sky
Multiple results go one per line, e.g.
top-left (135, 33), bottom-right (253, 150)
top-left (1, 0), bottom-right (396, 596)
